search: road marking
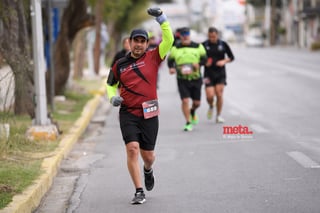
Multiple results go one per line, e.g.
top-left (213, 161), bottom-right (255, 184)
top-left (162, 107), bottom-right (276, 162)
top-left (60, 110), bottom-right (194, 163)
top-left (287, 151), bottom-right (320, 169)
top-left (296, 141), bottom-right (320, 154)
top-left (250, 124), bottom-right (269, 133)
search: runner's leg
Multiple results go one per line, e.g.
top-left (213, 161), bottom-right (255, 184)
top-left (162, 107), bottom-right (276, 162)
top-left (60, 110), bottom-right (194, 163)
top-left (191, 100), bottom-right (201, 113)
top-left (215, 84), bottom-right (224, 116)
top-left (205, 86), bottom-right (215, 108)
top-left (140, 150), bottom-right (155, 170)
top-left (182, 98), bottom-right (190, 123)
top-left (126, 142), bottom-right (143, 189)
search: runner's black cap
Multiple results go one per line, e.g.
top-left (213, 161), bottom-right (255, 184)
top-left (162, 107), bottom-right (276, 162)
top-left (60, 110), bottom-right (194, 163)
top-left (180, 27), bottom-right (190, 34)
top-left (130, 29), bottom-right (149, 40)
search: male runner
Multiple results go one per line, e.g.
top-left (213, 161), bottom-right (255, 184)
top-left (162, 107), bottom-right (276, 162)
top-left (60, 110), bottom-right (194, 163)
top-left (106, 8), bottom-right (173, 204)
top-left (167, 27), bottom-right (207, 131)
top-left (202, 27), bottom-right (234, 123)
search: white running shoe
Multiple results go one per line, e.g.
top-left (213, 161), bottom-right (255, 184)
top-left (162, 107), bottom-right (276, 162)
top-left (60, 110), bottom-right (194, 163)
top-left (216, 116), bottom-right (225, 123)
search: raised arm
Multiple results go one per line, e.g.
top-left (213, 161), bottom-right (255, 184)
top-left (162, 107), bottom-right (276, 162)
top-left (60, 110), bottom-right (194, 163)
top-left (147, 8), bottom-right (174, 59)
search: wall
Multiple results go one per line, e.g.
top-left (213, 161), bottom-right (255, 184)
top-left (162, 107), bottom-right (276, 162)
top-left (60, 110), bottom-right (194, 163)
top-left (0, 66), bottom-right (15, 111)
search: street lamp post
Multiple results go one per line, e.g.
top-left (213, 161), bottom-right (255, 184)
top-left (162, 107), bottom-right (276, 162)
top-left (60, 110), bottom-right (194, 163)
top-left (31, 0), bottom-right (49, 125)
top-left (27, 0), bottom-right (59, 141)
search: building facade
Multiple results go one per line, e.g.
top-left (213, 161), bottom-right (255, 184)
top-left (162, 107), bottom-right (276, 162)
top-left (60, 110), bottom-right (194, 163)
top-left (284, 0), bottom-right (320, 48)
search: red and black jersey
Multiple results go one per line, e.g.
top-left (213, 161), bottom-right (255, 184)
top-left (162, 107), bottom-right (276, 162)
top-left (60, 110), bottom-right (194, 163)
top-left (109, 47), bottom-right (163, 117)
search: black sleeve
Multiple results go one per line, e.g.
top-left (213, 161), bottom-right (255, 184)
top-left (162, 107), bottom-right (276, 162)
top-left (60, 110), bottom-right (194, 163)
top-left (199, 55), bottom-right (207, 66)
top-left (224, 42), bottom-right (235, 61)
top-left (111, 51), bottom-right (122, 67)
top-left (106, 69), bottom-right (118, 86)
top-left (167, 57), bottom-right (176, 68)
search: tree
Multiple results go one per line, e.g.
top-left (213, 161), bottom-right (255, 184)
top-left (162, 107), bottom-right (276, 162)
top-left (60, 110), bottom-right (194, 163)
top-left (0, 0), bottom-right (151, 117)
top-left (88, 0), bottom-right (150, 66)
top-left (93, 0), bottom-right (104, 75)
top-left (246, 0), bottom-right (265, 7)
top-left (0, 0), bottom-right (35, 117)
top-left (153, 0), bottom-right (173, 3)
top-left (54, 0), bottom-right (151, 93)
top-left (52, 0), bottom-right (94, 95)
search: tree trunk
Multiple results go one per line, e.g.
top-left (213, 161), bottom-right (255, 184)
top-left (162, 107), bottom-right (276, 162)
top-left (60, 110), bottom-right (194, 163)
top-left (0, 0), bottom-right (35, 117)
top-left (53, 31), bottom-right (70, 95)
top-left (93, 0), bottom-right (103, 75)
top-left (53, 0), bottom-right (94, 95)
top-left (105, 21), bottom-right (121, 63)
top-left (73, 29), bottom-right (88, 79)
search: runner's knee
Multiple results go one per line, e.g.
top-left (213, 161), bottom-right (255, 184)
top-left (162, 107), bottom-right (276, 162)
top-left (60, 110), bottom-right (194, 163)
top-left (126, 143), bottom-right (139, 158)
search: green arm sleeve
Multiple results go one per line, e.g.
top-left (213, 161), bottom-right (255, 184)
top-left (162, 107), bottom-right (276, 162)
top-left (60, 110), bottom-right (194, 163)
top-left (159, 21), bottom-right (174, 60)
top-left (106, 82), bottom-right (118, 100)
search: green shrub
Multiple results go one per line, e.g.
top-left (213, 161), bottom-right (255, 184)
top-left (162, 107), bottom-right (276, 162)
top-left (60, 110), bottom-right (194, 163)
top-left (311, 41), bottom-right (320, 51)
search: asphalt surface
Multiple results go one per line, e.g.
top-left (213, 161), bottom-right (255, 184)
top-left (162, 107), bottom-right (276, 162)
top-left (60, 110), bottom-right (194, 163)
top-left (35, 45), bottom-right (320, 213)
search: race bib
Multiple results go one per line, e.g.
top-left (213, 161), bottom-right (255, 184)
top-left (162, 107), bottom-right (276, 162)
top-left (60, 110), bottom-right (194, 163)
top-left (142, 100), bottom-right (159, 119)
top-left (181, 64), bottom-right (193, 75)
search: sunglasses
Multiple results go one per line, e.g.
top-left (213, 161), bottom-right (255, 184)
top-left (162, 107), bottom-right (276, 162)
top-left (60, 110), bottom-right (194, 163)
top-left (180, 32), bottom-right (190, 36)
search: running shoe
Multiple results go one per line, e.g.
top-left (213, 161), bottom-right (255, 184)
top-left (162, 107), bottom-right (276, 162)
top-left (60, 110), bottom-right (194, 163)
top-left (191, 114), bottom-right (199, 125)
top-left (207, 108), bottom-right (213, 120)
top-left (183, 123), bottom-right (193, 131)
top-left (131, 191), bottom-right (146, 205)
top-left (144, 168), bottom-right (155, 191)
top-left (216, 116), bottom-right (225, 123)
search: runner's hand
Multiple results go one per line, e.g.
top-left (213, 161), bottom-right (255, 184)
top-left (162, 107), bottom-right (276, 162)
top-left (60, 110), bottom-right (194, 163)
top-left (110, 96), bottom-right (123, 107)
top-left (193, 63), bottom-right (200, 70)
top-left (147, 8), bottom-right (163, 17)
top-left (169, 68), bottom-right (176, 75)
top-left (147, 8), bottom-right (167, 24)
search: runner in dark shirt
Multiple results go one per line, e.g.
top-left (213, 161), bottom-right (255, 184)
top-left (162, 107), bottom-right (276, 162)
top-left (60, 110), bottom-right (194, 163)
top-left (110, 37), bottom-right (130, 67)
top-left (202, 27), bottom-right (234, 123)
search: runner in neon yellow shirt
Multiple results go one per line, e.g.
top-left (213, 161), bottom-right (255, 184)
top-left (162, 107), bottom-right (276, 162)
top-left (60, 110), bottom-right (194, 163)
top-left (167, 27), bottom-right (207, 131)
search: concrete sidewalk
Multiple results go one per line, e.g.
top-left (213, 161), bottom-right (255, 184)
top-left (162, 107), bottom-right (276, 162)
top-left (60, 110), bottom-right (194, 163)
top-left (0, 86), bottom-right (107, 213)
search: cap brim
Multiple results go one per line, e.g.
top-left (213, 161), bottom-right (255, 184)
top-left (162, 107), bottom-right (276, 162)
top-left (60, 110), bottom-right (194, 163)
top-left (132, 34), bottom-right (148, 39)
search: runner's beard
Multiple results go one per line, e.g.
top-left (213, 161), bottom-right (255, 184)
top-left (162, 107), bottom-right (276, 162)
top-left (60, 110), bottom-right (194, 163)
top-left (132, 48), bottom-right (144, 58)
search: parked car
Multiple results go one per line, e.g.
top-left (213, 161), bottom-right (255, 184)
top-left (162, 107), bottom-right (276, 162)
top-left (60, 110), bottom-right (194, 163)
top-left (245, 28), bottom-right (264, 47)
top-left (222, 29), bottom-right (236, 42)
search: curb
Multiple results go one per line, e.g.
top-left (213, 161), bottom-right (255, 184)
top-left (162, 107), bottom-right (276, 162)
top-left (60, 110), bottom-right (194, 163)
top-left (0, 88), bottom-right (105, 213)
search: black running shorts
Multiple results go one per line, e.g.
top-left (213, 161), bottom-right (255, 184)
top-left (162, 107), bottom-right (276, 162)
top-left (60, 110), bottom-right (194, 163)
top-left (119, 110), bottom-right (159, 151)
top-left (204, 70), bottom-right (227, 87)
top-left (177, 78), bottom-right (202, 100)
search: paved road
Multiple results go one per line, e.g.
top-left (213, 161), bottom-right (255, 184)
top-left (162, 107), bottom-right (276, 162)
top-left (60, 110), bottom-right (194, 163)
top-left (35, 46), bottom-right (320, 213)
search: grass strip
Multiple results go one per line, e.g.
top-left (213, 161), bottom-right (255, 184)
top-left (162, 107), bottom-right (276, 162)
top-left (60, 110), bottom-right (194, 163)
top-left (0, 78), bottom-right (103, 209)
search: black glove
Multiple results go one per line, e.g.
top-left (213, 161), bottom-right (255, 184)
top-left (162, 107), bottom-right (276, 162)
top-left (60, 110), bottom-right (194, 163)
top-left (147, 8), bottom-right (163, 17)
top-left (110, 96), bottom-right (123, 107)
top-left (147, 8), bottom-right (167, 24)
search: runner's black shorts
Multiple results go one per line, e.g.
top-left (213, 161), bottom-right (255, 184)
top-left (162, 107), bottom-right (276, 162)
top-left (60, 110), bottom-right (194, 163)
top-left (204, 70), bottom-right (227, 87)
top-left (119, 110), bottom-right (159, 151)
top-left (177, 78), bottom-right (202, 100)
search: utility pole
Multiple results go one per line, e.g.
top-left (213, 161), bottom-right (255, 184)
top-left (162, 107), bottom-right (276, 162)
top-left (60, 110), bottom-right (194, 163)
top-left (31, 0), bottom-right (49, 125)
top-left (265, 0), bottom-right (271, 46)
top-left (270, 0), bottom-right (277, 45)
top-left (27, 0), bottom-right (58, 141)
